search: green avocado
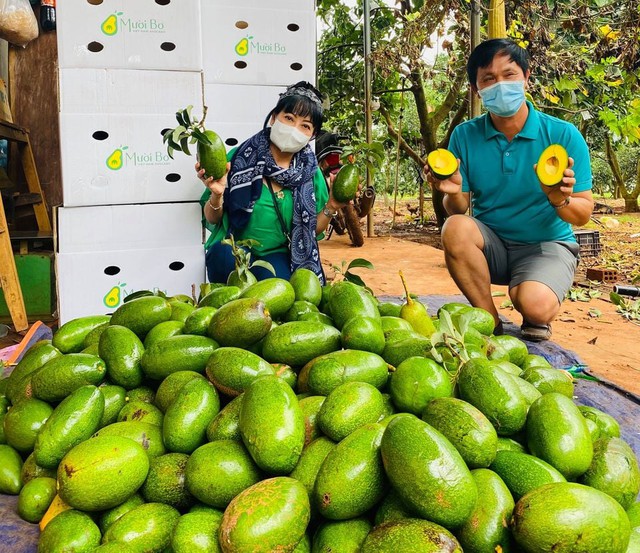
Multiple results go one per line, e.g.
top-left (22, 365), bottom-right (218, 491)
top-left (219, 477), bottom-right (310, 553)
top-left (526, 393), bottom-right (593, 480)
top-left (99, 384), bottom-right (127, 427)
top-left (17, 476), bottom-right (57, 523)
top-left (520, 365), bottom-right (574, 397)
top-left (5, 341), bottom-right (61, 405)
top-left (31, 353), bottom-right (106, 403)
top-left (154, 370), bottom-right (205, 413)
top-left (38, 509), bottom-right (101, 552)
top-left (327, 280), bottom-right (380, 330)
top-left (171, 509), bottom-right (224, 553)
top-left (140, 334), bottom-right (219, 380)
top-left (57, 435), bottom-right (149, 511)
top-left (317, 381), bottom-right (386, 442)
top-left (511, 482), bottom-right (630, 553)
top-left (489, 449), bottom-right (566, 501)
top-left (456, 468), bottom-right (515, 553)
top-left (183, 306), bottom-right (217, 336)
top-left (102, 502), bottom-right (181, 552)
top-left (389, 356), bottom-right (453, 416)
top-left (297, 349), bottom-right (389, 396)
top-left (341, 316), bottom-right (386, 355)
top-left (332, 163), bottom-right (360, 203)
top-left (3, 397), bottom-right (53, 453)
top-left (578, 405), bottom-right (621, 438)
top-left (205, 347), bottom-right (275, 397)
top-left (362, 518), bottom-right (463, 552)
top-left (162, 378), bottom-right (220, 453)
top-left (109, 295), bottom-right (173, 338)
top-left (52, 315), bottom-right (111, 353)
top-left (261, 320), bottom-right (342, 367)
top-left (208, 297), bottom-right (272, 348)
top-left (239, 375), bottom-right (305, 474)
top-left (197, 129), bottom-right (227, 180)
top-left (0, 444), bottom-right (24, 494)
top-left (185, 440), bottom-right (261, 509)
top-left (240, 278), bottom-right (296, 320)
top-left (94, 420), bottom-right (166, 458)
top-left (312, 517), bottom-right (372, 553)
top-left (143, 319), bottom-right (184, 348)
top-left (457, 358), bottom-right (528, 436)
top-left (140, 452), bottom-right (194, 510)
top-left (313, 423), bottom-right (387, 520)
top-left (380, 414), bottom-right (477, 529)
top-left (34, 385), bottom-right (105, 469)
top-left (422, 396), bottom-right (498, 469)
top-left (289, 436), bottom-right (335, 497)
top-left (98, 493), bottom-right (145, 534)
top-left (118, 399), bottom-right (164, 426)
top-left (206, 394), bottom-right (244, 442)
top-left (289, 268), bottom-right (323, 306)
top-left (98, 324), bottom-right (145, 389)
top-left (579, 436), bottom-right (640, 510)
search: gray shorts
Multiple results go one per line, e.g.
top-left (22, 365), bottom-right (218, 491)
top-left (475, 219), bottom-right (580, 303)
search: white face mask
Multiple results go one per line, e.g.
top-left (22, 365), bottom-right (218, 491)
top-left (269, 119), bottom-right (311, 153)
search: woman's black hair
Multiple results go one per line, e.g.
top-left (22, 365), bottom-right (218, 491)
top-left (467, 39), bottom-right (530, 86)
top-left (263, 81), bottom-right (324, 136)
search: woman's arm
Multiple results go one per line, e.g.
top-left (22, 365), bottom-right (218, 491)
top-left (197, 161), bottom-right (229, 225)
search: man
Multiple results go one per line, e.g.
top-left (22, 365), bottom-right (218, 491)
top-left (425, 39), bottom-right (594, 341)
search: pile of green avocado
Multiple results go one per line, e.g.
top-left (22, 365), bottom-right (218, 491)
top-left (0, 270), bottom-right (639, 553)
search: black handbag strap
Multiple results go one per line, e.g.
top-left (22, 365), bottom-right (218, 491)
top-left (265, 177), bottom-right (291, 245)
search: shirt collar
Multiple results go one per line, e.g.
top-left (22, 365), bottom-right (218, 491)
top-left (483, 101), bottom-right (540, 140)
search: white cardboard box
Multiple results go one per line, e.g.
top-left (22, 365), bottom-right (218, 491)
top-left (201, 5), bottom-right (316, 86)
top-left (57, 0), bottom-right (202, 70)
top-left (59, 113), bottom-right (203, 206)
top-left (57, 203), bottom-right (203, 254)
top-left (56, 245), bottom-right (205, 324)
top-left (209, 0), bottom-right (315, 11)
top-left (204, 83), bottom-right (285, 127)
top-left (59, 68), bottom-right (203, 115)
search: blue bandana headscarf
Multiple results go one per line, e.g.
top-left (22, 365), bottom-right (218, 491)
top-left (225, 127), bottom-right (325, 284)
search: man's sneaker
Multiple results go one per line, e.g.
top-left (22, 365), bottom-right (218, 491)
top-left (521, 322), bottom-right (552, 342)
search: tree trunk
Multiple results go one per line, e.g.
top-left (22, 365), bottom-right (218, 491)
top-left (624, 198), bottom-right (640, 212)
top-left (604, 134), bottom-right (640, 212)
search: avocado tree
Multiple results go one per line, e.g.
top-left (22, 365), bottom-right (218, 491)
top-left (317, 0), bottom-right (470, 227)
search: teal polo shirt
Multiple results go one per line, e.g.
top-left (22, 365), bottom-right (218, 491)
top-left (448, 101), bottom-right (592, 243)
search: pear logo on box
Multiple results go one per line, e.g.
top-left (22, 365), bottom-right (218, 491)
top-left (106, 147), bottom-right (127, 171)
top-left (104, 284), bottom-right (124, 309)
top-left (100, 11), bottom-right (167, 36)
top-left (101, 12), bottom-right (123, 36)
top-left (234, 34), bottom-right (287, 57)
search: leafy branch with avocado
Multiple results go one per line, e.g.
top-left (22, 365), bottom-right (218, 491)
top-left (331, 140), bottom-right (385, 203)
top-left (162, 105), bottom-right (228, 180)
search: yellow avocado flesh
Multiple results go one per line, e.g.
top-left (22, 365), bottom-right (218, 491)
top-left (427, 149), bottom-right (457, 180)
top-left (536, 144), bottom-right (569, 186)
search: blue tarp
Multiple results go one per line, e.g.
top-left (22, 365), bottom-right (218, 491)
top-left (1, 296), bottom-right (638, 552)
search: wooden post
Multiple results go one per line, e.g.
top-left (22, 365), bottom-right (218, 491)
top-left (0, 198), bottom-right (28, 331)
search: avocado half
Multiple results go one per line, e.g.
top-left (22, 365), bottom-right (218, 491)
top-left (536, 144), bottom-right (569, 186)
top-left (427, 149), bottom-right (457, 180)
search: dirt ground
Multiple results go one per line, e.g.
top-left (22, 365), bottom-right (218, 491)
top-left (320, 200), bottom-right (640, 397)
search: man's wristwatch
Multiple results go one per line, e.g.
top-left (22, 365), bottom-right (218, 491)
top-left (323, 206), bottom-right (339, 218)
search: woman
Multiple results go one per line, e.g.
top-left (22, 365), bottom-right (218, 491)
top-left (197, 81), bottom-right (345, 285)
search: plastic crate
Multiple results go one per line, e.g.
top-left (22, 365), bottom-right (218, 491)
top-left (574, 229), bottom-right (602, 257)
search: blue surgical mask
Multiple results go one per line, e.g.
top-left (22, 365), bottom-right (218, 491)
top-left (478, 80), bottom-right (526, 117)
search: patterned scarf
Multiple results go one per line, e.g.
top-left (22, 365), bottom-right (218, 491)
top-left (225, 128), bottom-right (325, 284)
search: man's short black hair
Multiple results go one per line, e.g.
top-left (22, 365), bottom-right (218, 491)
top-left (467, 39), bottom-right (530, 86)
